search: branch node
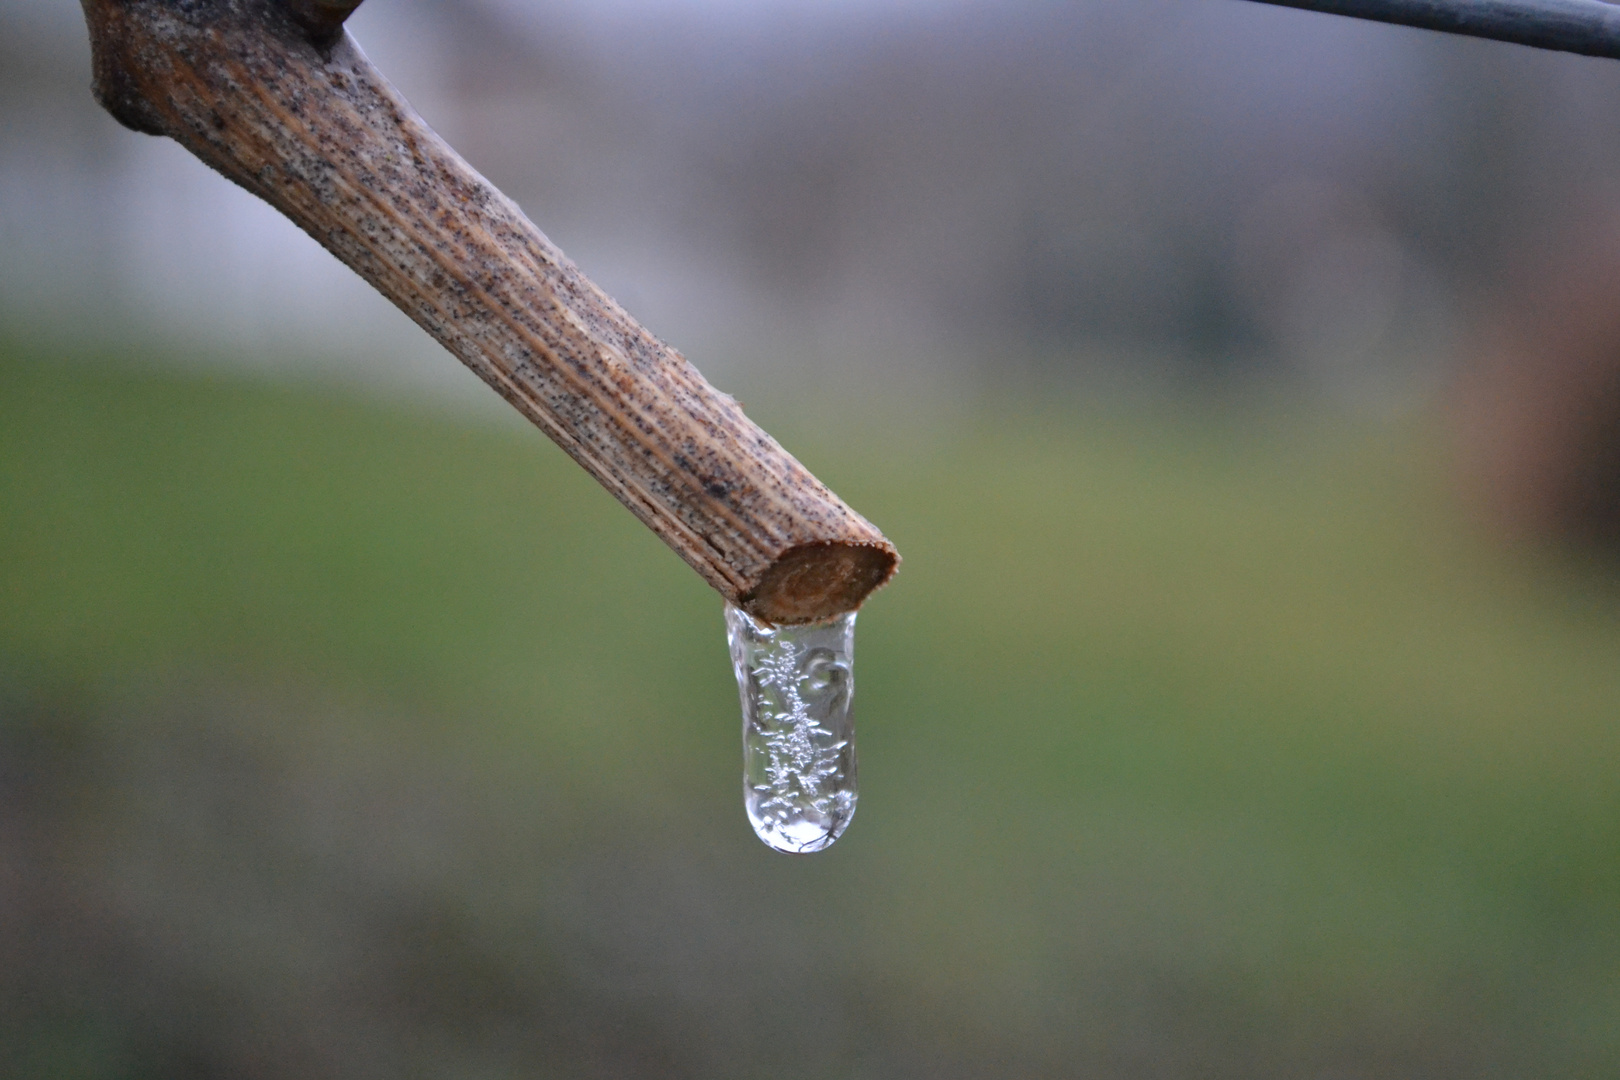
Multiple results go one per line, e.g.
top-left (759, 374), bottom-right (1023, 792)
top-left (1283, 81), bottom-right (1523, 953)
top-left (286, 0), bottom-right (364, 49)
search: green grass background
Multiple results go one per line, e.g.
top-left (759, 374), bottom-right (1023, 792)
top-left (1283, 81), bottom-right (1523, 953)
top-left (2, 342), bottom-right (1618, 1076)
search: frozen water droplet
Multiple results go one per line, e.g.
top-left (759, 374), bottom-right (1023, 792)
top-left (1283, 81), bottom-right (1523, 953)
top-left (726, 602), bottom-right (858, 854)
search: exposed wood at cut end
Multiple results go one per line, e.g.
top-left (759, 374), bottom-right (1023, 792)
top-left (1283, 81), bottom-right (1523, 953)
top-left (78, 0), bottom-right (898, 624)
top-left (742, 542), bottom-right (898, 626)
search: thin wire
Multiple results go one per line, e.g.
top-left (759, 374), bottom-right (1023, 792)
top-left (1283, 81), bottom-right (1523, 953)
top-left (1240, 0), bottom-right (1620, 60)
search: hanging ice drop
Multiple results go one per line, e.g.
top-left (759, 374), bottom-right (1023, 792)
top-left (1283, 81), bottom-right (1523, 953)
top-left (726, 602), bottom-right (858, 854)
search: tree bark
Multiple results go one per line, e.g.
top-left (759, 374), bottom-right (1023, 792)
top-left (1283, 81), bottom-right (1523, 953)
top-left (79, 0), bottom-right (898, 624)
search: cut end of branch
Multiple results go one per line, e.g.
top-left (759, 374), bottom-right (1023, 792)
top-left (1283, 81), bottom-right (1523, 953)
top-left (740, 542), bottom-right (899, 626)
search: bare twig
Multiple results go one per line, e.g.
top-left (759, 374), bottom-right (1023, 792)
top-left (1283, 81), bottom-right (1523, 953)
top-left (1241, 0), bottom-right (1620, 60)
top-left (78, 0), bottom-right (897, 624)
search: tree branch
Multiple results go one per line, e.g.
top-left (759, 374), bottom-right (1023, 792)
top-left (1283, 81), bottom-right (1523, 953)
top-left (1240, 0), bottom-right (1620, 60)
top-left (78, 0), bottom-right (897, 624)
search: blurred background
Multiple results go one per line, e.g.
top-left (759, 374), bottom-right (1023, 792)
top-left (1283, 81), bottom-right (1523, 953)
top-left (5, 0), bottom-right (1620, 1075)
